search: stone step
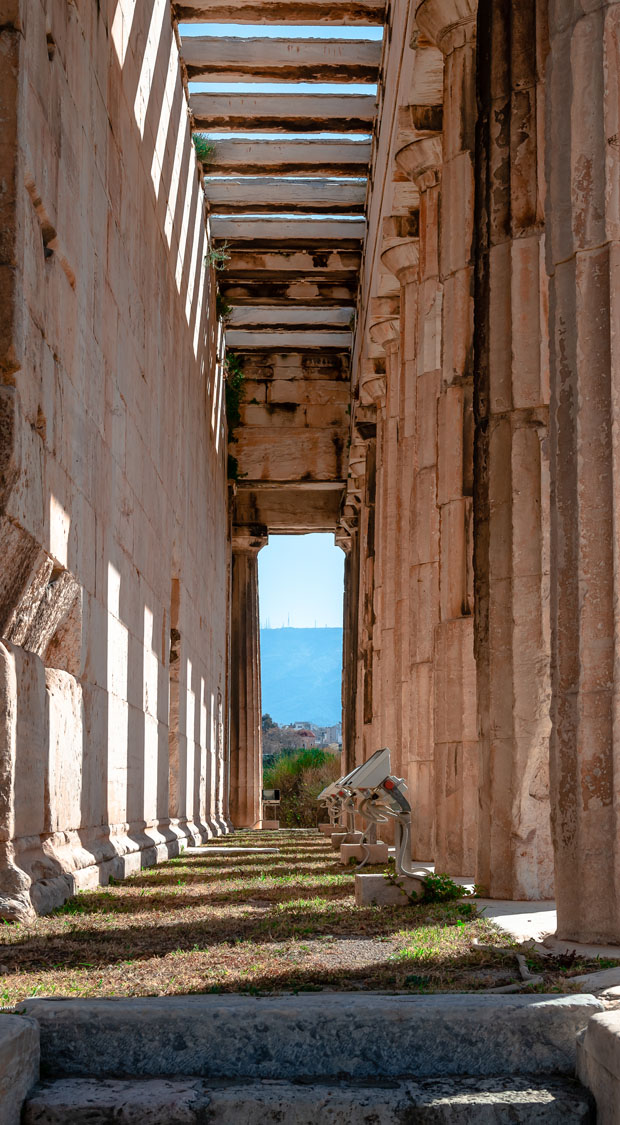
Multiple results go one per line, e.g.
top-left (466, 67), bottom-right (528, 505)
top-left (23, 1075), bottom-right (595, 1123)
top-left (22, 994), bottom-right (603, 1081)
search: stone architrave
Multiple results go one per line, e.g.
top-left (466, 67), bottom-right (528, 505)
top-left (473, 0), bottom-right (554, 900)
top-left (546, 0), bottom-right (620, 942)
top-left (229, 527), bottom-right (267, 829)
top-left (415, 0), bottom-right (479, 877)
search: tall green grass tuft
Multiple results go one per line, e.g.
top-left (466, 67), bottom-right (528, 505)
top-left (263, 747), bottom-right (341, 828)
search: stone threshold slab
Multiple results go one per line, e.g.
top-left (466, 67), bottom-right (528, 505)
top-left (22, 994), bottom-right (603, 1081)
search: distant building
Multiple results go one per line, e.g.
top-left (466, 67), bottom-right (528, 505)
top-left (323, 723), bottom-right (342, 746)
top-left (294, 729), bottom-right (316, 748)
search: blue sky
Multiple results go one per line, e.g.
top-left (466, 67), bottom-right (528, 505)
top-left (259, 533), bottom-right (344, 628)
top-left (180, 24), bottom-right (383, 39)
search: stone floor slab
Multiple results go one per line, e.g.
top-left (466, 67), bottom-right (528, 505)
top-left (23, 1076), bottom-right (595, 1124)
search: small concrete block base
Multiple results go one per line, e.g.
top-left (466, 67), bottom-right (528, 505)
top-left (577, 1009), bottom-right (620, 1124)
top-left (0, 1015), bottom-right (40, 1125)
top-left (318, 823), bottom-right (334, 836)
top-left (355, 872), bottom-right (424, 906)
top-left (260, 821), bottom-right (280, 830)
top-left (340, 842), bottom-right (389, 866)
top-left (331, 831), bottom-right (363, 851)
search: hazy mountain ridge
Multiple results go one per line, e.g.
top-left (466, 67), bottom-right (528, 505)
top-left (260, 627), bottom-right (343, 727)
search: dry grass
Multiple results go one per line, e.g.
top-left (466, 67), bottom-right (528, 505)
top-left (0, 831), bottom-right (616, 1006)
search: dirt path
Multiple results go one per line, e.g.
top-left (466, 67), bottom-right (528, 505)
top-left (0, 831), bottom-right (615, 1004)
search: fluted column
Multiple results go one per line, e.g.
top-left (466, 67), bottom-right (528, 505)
top-left (546, 0), bottom-right (620, 942)
top-left (369, 309), bottom-right (401, 765)
top-left (358, 367), bottom-right (383, 760)
top-left (381, 220), bottom-right (438, 856)
top-left (341, 522), bottom-right (360, 775)
top-left (229, 526), bottom-right (267, 828)
top-left (473, 0), bottom-right (553, 900)
top-left (416, 0), bottom-right (478, 876)
top-left (396, 132), bottom-right (444, 861)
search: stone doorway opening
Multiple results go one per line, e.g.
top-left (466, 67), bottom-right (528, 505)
top-left (258, 533), bottom-right (344, 828)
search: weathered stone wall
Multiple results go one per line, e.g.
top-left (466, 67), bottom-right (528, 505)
top-left (0, 0), bottom-right (229, 919)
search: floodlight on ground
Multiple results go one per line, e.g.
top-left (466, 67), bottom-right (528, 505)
top-left (317, 777), bottom-right (348, 827)
top-left (342, 748), bottom-right (430, 879)
top-left (317, 779), bottom-right (343, 802)
top-left (341, 747), bottom-right (391, 791)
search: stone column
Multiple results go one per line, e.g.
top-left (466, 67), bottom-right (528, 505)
top-left (341, 529), bottom-right (360, 776)
top-left (369, 307), bottom-right (401, 766)
top-left (229, 526), bottom-right (267, 829)
top-left (416, 0), bottom-right (478, 876)
top-left (546, 0), bottom-right (620, 942)
top-left (473, 0), bottom-right (553, 900)
top-left (381, 219), bottom-right (438, 856)
top-left (341, 398), bottom-right (379, 771)
top-left (396, 133), bottom-right (444, 861)
top-left (356, 368), bottom-right (383, 761)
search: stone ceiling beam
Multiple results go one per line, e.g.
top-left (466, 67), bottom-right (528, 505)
top-left (228, 306), bottom-right (353, 328)
top-left (210, 216), bottom-right (365, 243)
top-left (203, 138), bottom-right (372, 177)
top-left (182, 36), bottom-right (382, 82)
top-left (237, 350), bottom-right (350, 378)
top-left (226, 329), bottom-right (352, 348)
top-left (234, 483), bottom-right (345, 534)
top-left (223, 248), bottom-right (362, 278)
top-left (174, 0), bottom-right (386, 24)
top-left (191, 92), bottom-right (377, 132)
top-left (218, 278), bottom-right (359, 305)
top-left (206, 176), bottom-right (367, 214)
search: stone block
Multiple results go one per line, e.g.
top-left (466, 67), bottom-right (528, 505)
top-left (0, 1014), bottom-right (40, 1125)
top-left (440, 269), bottom-right (473, 387)
top-left (318, 823), bottom-right (334, 835)
top-left (577, 1010), bottom-right (620, 1125)
top-left (355, 872), bottom-right (425, 905)
top-left (23, 994), bottom-right (603, 1080)
top-left (438, 500), bottom-right (468, 621)
top-left (23, 1077), bottom-right (212, 1124)
top-left (23, 1075), bottom-right (595, 1124)
top-left (340, 841), bottom-right (388, 865)
top-left (259, 820), bottom-right (279, 831)
top-left (331, 831), bottom-right (362, 850)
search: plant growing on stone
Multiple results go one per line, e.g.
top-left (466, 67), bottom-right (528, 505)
top-left (205, 241), bottom-right (231, 270)
top-left (224, 351), bottom-right (244, 432)
top-left (192, 133), bottom-right (215, 164)
top-left (224, 351), bottom-right (246, 480)
top-left (216, 292), bottom-right (233, 322)
top-left (421, 873), bottom-right (466, 904)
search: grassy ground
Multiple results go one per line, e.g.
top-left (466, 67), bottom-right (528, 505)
top-left (0, 830), bottom-right (616, 1006)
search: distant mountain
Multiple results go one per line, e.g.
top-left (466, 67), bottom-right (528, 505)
top-left (260, 627), bottom-right (343, 727)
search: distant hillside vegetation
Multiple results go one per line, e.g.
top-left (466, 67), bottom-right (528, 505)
top-left (260, 627), bottom-right (343, 727)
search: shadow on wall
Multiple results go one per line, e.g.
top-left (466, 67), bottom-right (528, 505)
top-left (0, 0), bottom-right (230, 922)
